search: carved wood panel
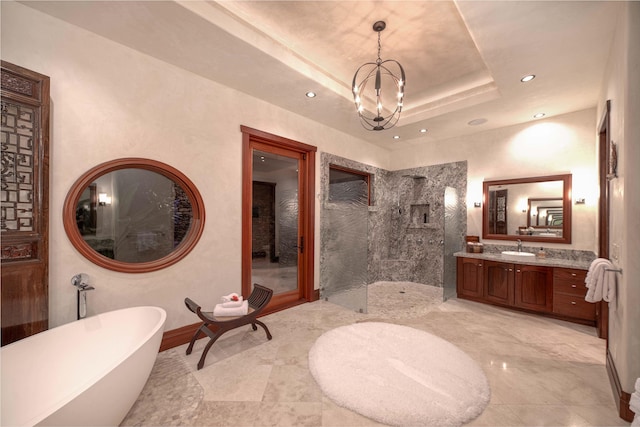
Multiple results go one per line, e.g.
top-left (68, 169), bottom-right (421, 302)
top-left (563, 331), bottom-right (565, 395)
top-left (1, 61), bottom-right (50, 345)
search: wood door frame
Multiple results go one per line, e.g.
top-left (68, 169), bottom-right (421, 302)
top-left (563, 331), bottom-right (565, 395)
top-left (597, 100), bottom-right (611, 341)
top-left (241, 126), bottom-right (316, 313)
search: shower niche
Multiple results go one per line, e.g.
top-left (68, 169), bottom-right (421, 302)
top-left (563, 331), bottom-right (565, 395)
top-left (409, 204), bottom-right (430, 227)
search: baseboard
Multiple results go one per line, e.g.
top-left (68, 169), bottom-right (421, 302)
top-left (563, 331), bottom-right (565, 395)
top-left (606, 348), bottom-right (635, 422)
top-left (159, 321), bottom-right (201, 352)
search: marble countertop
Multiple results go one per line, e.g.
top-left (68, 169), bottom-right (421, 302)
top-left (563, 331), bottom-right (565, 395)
top-left (454, 251), bottom-right (592, 270)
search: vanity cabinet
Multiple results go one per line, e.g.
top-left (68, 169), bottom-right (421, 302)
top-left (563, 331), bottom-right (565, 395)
top-left (456, 256), bottom-right (592, 325)
top-left (456, 257), bottom-right (484, 298)
top-left (483, 260), bottom-right (514, 306)
top-left (513, 264), bottom-right (553, 312)
top-left (482, 260), bottom-right (552, 312)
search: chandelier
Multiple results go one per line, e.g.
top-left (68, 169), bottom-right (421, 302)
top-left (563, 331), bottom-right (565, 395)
top-left (352, 21), bottom-right (406, 131)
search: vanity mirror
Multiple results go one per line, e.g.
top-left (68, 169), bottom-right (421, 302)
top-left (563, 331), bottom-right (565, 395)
top-left (63, 158), bottom-right (205, 273)
top-left (482, 174), bottom-right (571, 244)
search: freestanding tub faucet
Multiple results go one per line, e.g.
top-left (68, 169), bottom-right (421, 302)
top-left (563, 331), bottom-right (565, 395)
top-left (72, 273), bottom-right (95, 319)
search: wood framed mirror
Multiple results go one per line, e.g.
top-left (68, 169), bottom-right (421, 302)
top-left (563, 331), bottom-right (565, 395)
top-left (482, 174), bottom-right (572, 244)
top-left (63, 158), bottom-right (205, 273)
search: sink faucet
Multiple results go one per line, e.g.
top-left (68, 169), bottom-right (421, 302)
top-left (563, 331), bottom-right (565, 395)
top-left (517, 239), bottom-right (523, 252)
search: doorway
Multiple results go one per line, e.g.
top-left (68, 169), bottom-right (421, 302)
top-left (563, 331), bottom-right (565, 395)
top-left (241, 126), bottom-right (316, 312)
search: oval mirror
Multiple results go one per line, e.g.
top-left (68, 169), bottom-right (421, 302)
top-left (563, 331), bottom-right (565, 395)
top-left (63, 158), bottom-right (205, 273)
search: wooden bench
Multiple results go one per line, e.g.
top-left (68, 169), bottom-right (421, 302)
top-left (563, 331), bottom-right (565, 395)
top-left (184, 284), bottom-right (273, 369)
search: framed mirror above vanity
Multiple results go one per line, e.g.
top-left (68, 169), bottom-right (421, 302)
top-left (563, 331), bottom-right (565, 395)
top-left (63, 158), bottom-right (205, 273)
top-left (482, 174), bottom-right (572, 244)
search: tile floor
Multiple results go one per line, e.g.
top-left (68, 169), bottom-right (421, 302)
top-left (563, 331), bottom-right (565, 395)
top-left (122, 282), bottom-right (628, 427)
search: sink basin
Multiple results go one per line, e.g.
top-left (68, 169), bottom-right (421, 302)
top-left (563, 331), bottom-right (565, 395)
top-left (501, 251), bottom-right (536, 261)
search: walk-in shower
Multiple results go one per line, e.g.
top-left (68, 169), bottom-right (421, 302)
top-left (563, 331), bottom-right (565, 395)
top-left (320, 153), bottom-right (467, 312)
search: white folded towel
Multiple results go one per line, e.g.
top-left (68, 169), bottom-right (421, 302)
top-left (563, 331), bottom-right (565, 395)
top-left (221, 293), bottom-right (241, 303)
top-left (632, 392), bottom-right (640, 426)
top-left (631, 392), bottom-right (640, 413)
top-left (632, 377), bottom-right (640, 427)
top-left (222, 296), bottom-right (244, 308)
top-left (584, 258), bottom-right (616, 304)
top-left (213, 300), bottom-right (248, 317)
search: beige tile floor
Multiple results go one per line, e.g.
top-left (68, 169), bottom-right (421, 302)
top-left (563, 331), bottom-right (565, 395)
top-left (122, 283), bottom-right (628, 427)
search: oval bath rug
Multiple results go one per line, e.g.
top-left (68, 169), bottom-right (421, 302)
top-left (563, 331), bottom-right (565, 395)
top-left (308, 322), bottom-right (490, 426)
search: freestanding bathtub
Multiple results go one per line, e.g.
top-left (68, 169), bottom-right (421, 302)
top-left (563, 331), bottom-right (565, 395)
top-left (1, 306), bottom-right (166, 426)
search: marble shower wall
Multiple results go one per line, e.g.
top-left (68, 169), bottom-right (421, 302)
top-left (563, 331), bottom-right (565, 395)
top-left (320, 153), bottom-right (467, 288)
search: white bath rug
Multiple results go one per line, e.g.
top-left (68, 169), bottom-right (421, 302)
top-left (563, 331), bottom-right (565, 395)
top-left (308, 322), bottom-right (490, 426)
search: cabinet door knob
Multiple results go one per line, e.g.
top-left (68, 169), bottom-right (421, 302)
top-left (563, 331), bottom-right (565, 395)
top-left (571, 301), bottom-right (577, 305)
top-left (571, 273), bottom-right (577, 277)
top-left (516, 269), bottom-right (521, 273)
top-left (478, 263), bottom-right (482, 267)
top-left (571, 284), bottom-right (577, 288)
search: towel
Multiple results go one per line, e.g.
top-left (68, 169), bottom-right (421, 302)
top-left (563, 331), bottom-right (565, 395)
top-left (631, 377), bottom-right (640, 420)
top-left (221, 296), bottom-right (244, 308)
top-left (584, 258), bottom-right (616, 304)
top-left (632, 389), bottom-right (640, 426)
top-left (631, 392), bottom-right (640, 414)
top-left (213, 300), bottom-right (248, 317)
top-left (221, 293), bottom-right (241, 303)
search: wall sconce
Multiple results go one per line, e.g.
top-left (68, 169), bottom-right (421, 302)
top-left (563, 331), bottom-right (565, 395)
top-left (98, 192), bottom-right (112, 206)
top-left (575, 198), bottom-right (586, 205)
top-left (473, 202), bottom-right (482, 208)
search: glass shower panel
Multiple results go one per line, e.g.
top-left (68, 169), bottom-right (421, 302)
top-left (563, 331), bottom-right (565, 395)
top-left (443, 187), bottom-right (462, 301)
top-left (321, 171), bottom-right (368, 313)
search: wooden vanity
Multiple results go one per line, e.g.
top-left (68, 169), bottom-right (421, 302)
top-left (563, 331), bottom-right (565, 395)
top-left (456, 253), bottom-right (596, 326)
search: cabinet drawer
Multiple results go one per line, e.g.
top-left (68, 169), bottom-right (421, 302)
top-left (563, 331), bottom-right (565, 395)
top-left (554, 281), bottom-right (587, 297)
top-left (554, 268), bottom-right (586, 283)
top-left (553, 293), bottom-right (596, 320)
top-left (553, 268), bottom-right (587, 296)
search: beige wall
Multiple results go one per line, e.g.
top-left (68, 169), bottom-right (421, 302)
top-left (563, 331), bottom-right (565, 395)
top-left (1, 1), bottom-right (391, 330)
top-left (390, 108), bottom-right (599, 252)
top-left (598, 1), bottom-right (640, 394)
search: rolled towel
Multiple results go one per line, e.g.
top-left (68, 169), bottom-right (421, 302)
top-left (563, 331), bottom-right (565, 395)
top-left (222, 296), bottom-right (244, 308)
top-left (213, 300), bottom-right (249, 317)
top-left (221, 293), bottom-right (241, 303)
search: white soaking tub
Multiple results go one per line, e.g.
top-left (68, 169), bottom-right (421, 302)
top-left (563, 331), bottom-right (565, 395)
top-left (1, 306), bottom-right (166, 426)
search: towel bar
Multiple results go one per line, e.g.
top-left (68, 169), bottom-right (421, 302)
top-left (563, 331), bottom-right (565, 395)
top-left (605, 267), bottom-right (623, 274)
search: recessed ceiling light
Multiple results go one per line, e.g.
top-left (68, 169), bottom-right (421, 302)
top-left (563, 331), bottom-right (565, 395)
top-left (533, 113), bottom-right (545, 118)
top-left (467, 118), bottom-right (488, 126)
top-left (520, 74), bottom-right (536, 83)
top-left (393, 135), bottom-right (400, 140)
top-left (305, 91), bottom-right (316, 98)
top-left (419, 129), bottom-right (428, 133)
